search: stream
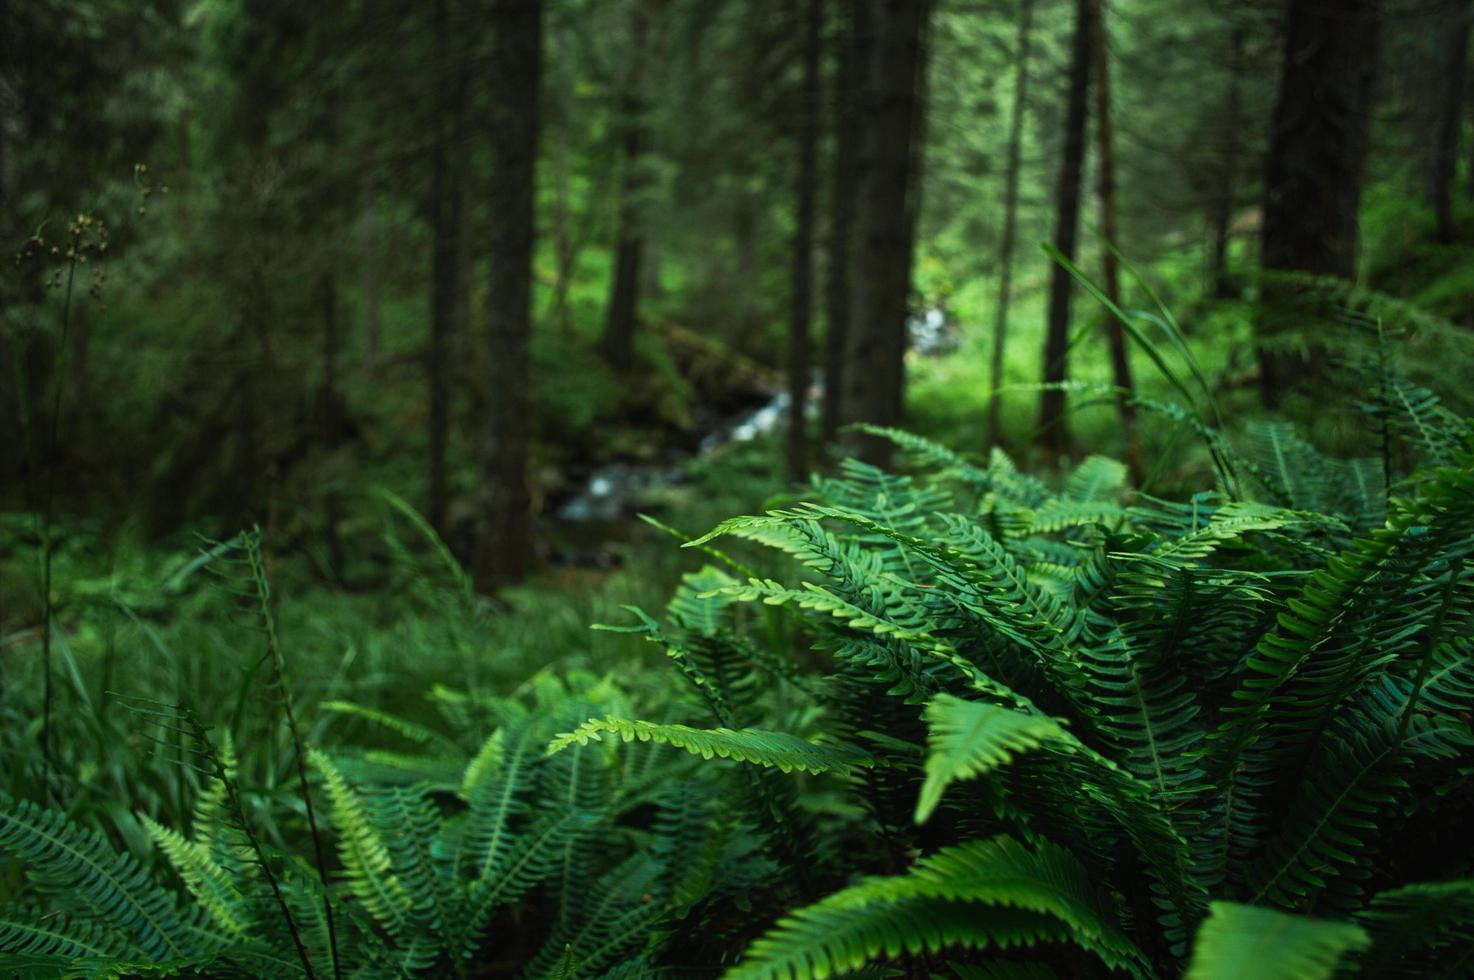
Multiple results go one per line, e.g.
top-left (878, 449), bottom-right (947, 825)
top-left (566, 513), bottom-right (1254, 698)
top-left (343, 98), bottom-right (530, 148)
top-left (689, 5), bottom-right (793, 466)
top-left (544, 307), bottom-right (956, 566)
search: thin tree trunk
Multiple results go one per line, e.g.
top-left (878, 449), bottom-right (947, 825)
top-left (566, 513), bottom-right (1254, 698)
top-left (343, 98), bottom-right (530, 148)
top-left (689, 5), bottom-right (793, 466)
top-left (475, 0), bottom-right (541, 590)
top-left (787, 0), bottom-right (821, 483)
top-left (598, 6), bottom-right (647, 371)
top-left (428, 0), bottom-right (464, 537)
top-left (1433, 1), bottom-right (1470, 243)
top-left (842, 0), bottom-right (928, 468)
top-left (1209, 26), bottom-right (1246, 296)
top-left (987, 0), bottom-right (1034, 449)
top-left (1258, 0), bottom-right (1380, 408)
top-left (362, 198), bottom-right (383, 361)
top-left (1038, 0), bottom-right (1094, 455)
top-left (319, 272), bottom-right (345, 579)
top-left (822, 0), bottom-right (860, 448)
top-left (896, 1), bottom-right (933, 417)
top-left (1088, 0), bottom-right (1137, 454)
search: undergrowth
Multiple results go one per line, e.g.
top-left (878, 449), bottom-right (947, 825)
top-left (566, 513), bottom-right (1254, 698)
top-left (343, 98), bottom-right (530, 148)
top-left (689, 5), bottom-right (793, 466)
top-left (2, 316), bottom-right (1473, 977)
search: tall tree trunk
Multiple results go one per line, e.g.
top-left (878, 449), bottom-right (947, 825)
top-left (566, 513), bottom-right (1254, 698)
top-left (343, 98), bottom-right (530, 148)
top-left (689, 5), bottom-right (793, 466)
top-left (598, 6), bottom-right (647, 371)
top-left (1208, 25), bottom-right (1246, 297)
top-left (318, 272), bottom-right (345, 579)
top-left (428, 0), bottom-right (465, 537)
top-left (822, 0), bottom-right (861, 448)
top-left (787, 0), bottom-right (821, 483)
top-left (1089, 0), bottom-right (1137, 455)
top-left (1433, 1), bottom-right (1471, 243)
top-left (1258, 0), bottom-right (1380, 407)
top-left (475, 0), bottom-right (541, 590)
top-left (362, 198), bottom-right (383, 361)
top-left (1038, 0), bottom-right (1093, 455)
top-left (987, 0), bottom-right (1034, 449)
top-left (842, 0), bottom-right (928, 468)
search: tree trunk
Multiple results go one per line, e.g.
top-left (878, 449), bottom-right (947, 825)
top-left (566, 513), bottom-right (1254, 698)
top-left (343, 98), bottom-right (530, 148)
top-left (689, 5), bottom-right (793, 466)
top-left (1208, 25), bottom-right (1246, 297)
top-left (1038, 0), bottom-right (1093, 456)
top-left (787, 0), bottom-right (821, 483)
top-left (598, 6), bottom-right (647, 371)
top-left (1089, 0), bottom-right (1137, 454)
top-left (428, 0), bottom-right (465, 538)
top-left (319, 272), bottom-right (345, 579)
top-left (474, 0), bottom-right (541, 590)
top-left (822, 0), bottom-right (861, 448)
top-left (1258, 0), bottom-right (1380, 407)
top-left (1432, 1), bottom-right (1470, 243)
top-left (987, 0), bottom-right (1034, 449)
top-left (842, 0), bottom-right (928, 468)
top-left (362, 198), bottom-right (383, 361)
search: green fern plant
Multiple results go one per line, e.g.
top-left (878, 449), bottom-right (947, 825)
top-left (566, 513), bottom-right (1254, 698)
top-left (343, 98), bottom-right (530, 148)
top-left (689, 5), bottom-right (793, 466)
top-left (580, 383), bottom-right (1474, 976)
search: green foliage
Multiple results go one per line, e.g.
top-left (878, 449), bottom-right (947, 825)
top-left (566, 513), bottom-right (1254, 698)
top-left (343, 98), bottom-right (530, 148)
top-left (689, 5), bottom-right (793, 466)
top-left (726, 836), bottom-right (1151, 980)
top-left (578, 389), bottom-right (1474, 976)
top-left (1184, 902), bottom-right (1369, 980)
top-left (549, 717), bottom-right (876, 775)
top-left (5, 306), bottom-right (1474, 977)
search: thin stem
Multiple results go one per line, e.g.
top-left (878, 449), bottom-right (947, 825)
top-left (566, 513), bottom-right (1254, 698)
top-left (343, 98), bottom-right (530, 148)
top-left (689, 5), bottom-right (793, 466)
top-left (185, 707), bottom-right (317, 980)
top-left (245, 528), bottom-right (341, 980)
top-left (39, 255), bottom-right (77, 803)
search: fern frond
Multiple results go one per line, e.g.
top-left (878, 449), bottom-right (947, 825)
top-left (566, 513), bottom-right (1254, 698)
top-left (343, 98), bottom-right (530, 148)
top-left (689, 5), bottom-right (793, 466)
top-left (0, 905), bottom-right (134, 961)
top-left (724, 836), bottom-right (1150, 980)
top-left (454, 808), bottom-right (594, 960)
top-left (1353, 879), bottom-right (1474, 977)
top-left (1184, 901), bottom-right (1367, 980)
top-left (549, 717), bottom-right (875, 776)
top-left (0, 792), bottom-right (205, 962)
top-left (140, 813), bottom-right (252, 939)
top-left (310, 750), bottom-right (415, 938)
top-left (915, 695), bottom-right (1067, 823)
top-left (1066, 455), bottom-right (1127, 504)
top-left (456, 719), bottom-right (540, 880)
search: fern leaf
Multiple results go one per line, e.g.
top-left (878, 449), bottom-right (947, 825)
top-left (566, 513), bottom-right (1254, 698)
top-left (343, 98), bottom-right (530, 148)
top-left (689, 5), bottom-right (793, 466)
top-left (1065, 455), bottom-right (1127, 504)
top-left (549, 717), bottom-right (875, 776)
top-left (1184, 901), bottom-right (1368, 980)
top-left (0, 792), bottom-right (203, 962)
top-left (724, 836), bottom-right (1149, 980)
top-left (1353, 879), bottom-right (1474, 977)
top-left (0, 905), bottom-right (133, 961)
top-left (915, 695), bottom-right (1067, 823)
top-left (310, 750), bottom-right (415, 938)
top-left (140, 814), bottom-right (252, 939)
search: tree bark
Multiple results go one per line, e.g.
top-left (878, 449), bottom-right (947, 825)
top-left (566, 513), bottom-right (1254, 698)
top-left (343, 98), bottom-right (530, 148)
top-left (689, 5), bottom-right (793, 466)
top-left (475, 0), bottom-right (541, 590)
top-left (1433, 1), bottom-right (1470, 243)
top-left (986, 0), bottom-right (1034, 450)
top-left (822, 0), bottom-right (861, 448)
top-left (598, 5), bottom-right (647, 371)
top-left (428, 0), bottom-right (465, 537)
top-left (1208, 25), bottom-right (1246, 297)
top-left (1089, 0), bottom-right (1137, 454)
top-left (1038, 0), bottom-right (1093, 455)
top-left (319, 272), bottom-right (345, 579)
top-left (362, 198), bottom-right (383, 361)
top-left (842, 0), bottom-right (928, 468)
top-left (1258, 0), bottom-right (1380, 407)
top-left (787, 0), bottom-right (821, 483)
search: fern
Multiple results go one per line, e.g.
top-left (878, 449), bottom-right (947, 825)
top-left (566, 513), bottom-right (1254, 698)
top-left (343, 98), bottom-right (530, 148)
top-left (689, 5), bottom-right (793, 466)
top-left (549, 717), bottom-right (875, 776)
top-left (1184, 901), bottom-right (1367, 980)
top-left (914, 695), bottom-right (1067, 823)
top-left (724, 836), bottom-right (1151, 980)
top-left (0, 791), bottom-right (211, 963)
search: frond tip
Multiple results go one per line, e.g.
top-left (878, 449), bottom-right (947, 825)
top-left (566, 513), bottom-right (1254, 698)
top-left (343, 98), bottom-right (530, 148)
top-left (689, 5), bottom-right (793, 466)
top-left (1185, 902), bottom-right (1369, 980)
top-left (548, 717), bottom-right (876, 775)
top-left (915, 695), bottom-right (1067, 823)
